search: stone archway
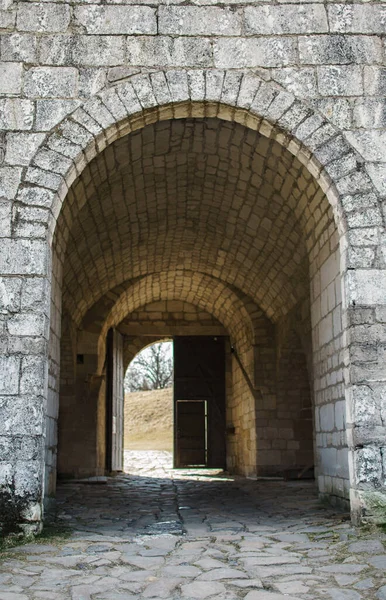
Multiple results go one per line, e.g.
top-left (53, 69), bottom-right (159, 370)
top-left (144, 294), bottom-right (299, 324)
top-left (2, 69), bottom-right (384, 532)
top-left (97, 271), bottom-right (257, 369)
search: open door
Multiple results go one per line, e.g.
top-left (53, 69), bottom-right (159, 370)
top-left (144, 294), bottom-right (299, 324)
top-left (174, 336), bottom-right (226, 468)
top-left (106, 328), bottom-right (124, 473)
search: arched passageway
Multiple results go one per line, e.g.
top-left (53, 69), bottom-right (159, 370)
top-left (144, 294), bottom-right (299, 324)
top-left (52, 113), bottom-right (347, 511)
top-left (7, 66), bottom-right (384, 533)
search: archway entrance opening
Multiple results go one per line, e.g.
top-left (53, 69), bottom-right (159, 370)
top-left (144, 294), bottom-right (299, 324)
top-left (51, 115), bottom-right (347, 511)
top-left (123, 335), bottom-right (228, 475)
top-left (123, 340), bottom-right (174, 472)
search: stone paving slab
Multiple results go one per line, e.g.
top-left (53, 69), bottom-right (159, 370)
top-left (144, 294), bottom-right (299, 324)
top-left (0, 451), bottom-right (385, 599)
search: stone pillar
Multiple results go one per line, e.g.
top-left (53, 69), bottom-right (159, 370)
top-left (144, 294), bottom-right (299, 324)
top-left (345, 272), bottom-right (386, 524)
top-left (0, 239), bottom-right (50, 535)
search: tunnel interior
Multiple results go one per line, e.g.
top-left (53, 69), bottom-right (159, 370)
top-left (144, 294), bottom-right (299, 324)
top-left (47, 117), bottom-right (348, 509)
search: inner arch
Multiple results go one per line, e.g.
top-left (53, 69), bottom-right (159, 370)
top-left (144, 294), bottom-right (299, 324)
top-left (51, 114), bottom-right (347, 511)
top-left (61, 118), bottom-right (323, 325)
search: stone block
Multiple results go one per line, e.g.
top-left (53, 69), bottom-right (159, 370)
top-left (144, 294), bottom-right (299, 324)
top-left (310, 98), bottom-right (352, 129)
top-left (328, 4), bottom-right (386, 34)
top-left (335, 400), bottom-right (346, 431)
top-left (345, 131), bottom-right (386, 163)
top-left (0, 62), bottom-right (22, 95)
top-left (364, 66), bottom-right (386, 95)
top-left (320, 403), bottom-right (335, 432)
top-left (319, 313), bottom-right (333, 347)
top-left (349, 323), bottom-right (386, 345)
top-left (355, 446), bottom-right (383, 486)
top-left (0, 166), bottom-right (22, 199)
top-left (0, 277), bottom-right (22, 314)
top-left (0, 0), bottom-right (12, 10)
top-left (317, 65), bottom-right (363, 96)
top-left (326, 153), bottom-right (357, 182)
top-left (0, 9), bottom-right (15, 29)
top-left (8, 335), bottom-right (47, 358)
top-left (33, 148), bottom-right (72, 176)
top-left (0, 356), bottom-right (20, 395)
top-left (320, 252), bottom-right (339, 290)
top-left (0, 199), bottom-right (11, 238)
top-left (5, 133), bottom-right (45, 166)
top-left (159, 6), bottom-right (242, 36)
top-left (21, 500), bottom-right (42, 522)
top-left (245, 5), bottom-right (328, 35)
top-left (314, 134), bottom-right (351, 165)
top-left (214, 38), bottom-right (297, 69)
top-left (79, 98), bottom-right (115, 132)
top-left (0, 99), bottom-right (34, 131)
top-left (375, 308), bottom-right (386, 323)
top-left (0, 436), bottom-right (14, 461)
top-left (348, 270), bottom-right (386, 306)
top-left (366, 164), bottom-right (386, 196)
top-left (352, 359), bottom-right (386, 384)
top-left (13, 219), bottom-right (48, 241)
top-left (75, 5), bottom-right (156, 35)
top-left (24, 67), bottom-right (78, 98)
top-left (181, 581), bottom-right (226, 599)
top-left (45, 133), bottom-right (82, 164)
top-left (319, 447), bottom-right (338, 477)
top-left (354, 99), bottom-right (386, 129)
top-left (353, 426), bottom-right (385, 448)
top-left (38, 35), bottom-right (125, 67)
top-left (17, 187), bottom-right (54, 209)
top-left (0, 463), bottom-right (13, 486)
top-left (347, 207), bottom-right (382, 229)
top-left (299, 35), bottom-right (382, 65)
top-left (336, 448), bottom-right (349, 479)
top-left (107, 66), bottom-right (140, 84)
top-left (8, 313), bottom-right (47, 337)
top-left (97, 88), bottom-right (127, 122)
top-left (0, 239), bottom-right (47, 276)
top-left (0, 397), bottom-right (44, 436)
top-left (35, 99), bottom-right (80, 131)
top-left (1, 34), bottom-right (37, 62)
top-left (20, 356), bottom-right (48, 395)
top-left (17, 2), bottom-right (70, 33)
top-left (272, 67), bottom-right (317, 99)
top-left (25, 166), bottom-right (62, 191)
top-left (127, 37), bottom-right (212, 68)
top-left (347, 226), bottom-right (379, 247)
top-left (348, 247), bottom-right (375, 269)
top-left (204, 69), bottom-right (225, 103)
top-left (143, 71), bottom-right (169, 106)
top-left (14, 459), bottom-right (42, 496)
top-left (295, 114), bottom-right (324, 143)
top-left (78, 68), bottom-right (107, 98)
top-left (336, 169), bottom-right (373, 196)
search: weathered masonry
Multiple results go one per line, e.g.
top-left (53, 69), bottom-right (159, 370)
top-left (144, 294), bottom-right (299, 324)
top-left (0, 0), bottom-right (385, 534)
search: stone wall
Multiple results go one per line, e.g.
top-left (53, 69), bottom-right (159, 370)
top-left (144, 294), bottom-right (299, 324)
top-left (0, 1), bottom-right (385, 531)
top-left (120, 301), bottom-right (227, 341)
top-left (311, 232), bottom-right (349, 506)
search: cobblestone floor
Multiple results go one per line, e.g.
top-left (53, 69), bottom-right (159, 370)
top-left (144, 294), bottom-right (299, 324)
top-left (1, 451), bottom-right (385, 600)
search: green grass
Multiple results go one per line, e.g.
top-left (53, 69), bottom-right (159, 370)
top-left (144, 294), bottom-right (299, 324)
top-left (0, 522), bottom-right (72, 555)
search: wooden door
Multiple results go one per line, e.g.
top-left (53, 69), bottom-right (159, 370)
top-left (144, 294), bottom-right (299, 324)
top-left (106, 329), bottom-right (124, 473)
top-left (176, 401), bottom-right (206, 467)
top-left (174, 336), bottom-right (226, 468)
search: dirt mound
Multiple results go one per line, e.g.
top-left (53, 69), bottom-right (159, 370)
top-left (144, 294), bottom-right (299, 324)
top-left (124, 387), bottom-right (173, 451)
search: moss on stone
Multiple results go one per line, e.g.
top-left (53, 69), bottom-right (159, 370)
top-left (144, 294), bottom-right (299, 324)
top-left (362, 491), bottom-right (386, 525)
